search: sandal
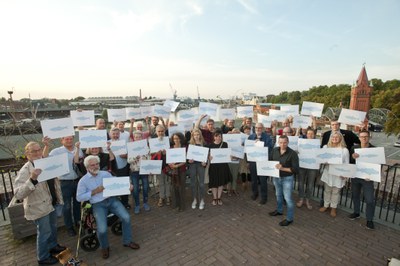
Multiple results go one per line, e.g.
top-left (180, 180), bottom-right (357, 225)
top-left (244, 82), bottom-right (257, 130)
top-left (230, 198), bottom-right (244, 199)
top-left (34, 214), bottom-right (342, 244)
top-left (212, 199), bottom-right (217, 206)
top-left (217, 198), bottom-right (223, 206)
top-left (296, 199), bottom-right (303, 208)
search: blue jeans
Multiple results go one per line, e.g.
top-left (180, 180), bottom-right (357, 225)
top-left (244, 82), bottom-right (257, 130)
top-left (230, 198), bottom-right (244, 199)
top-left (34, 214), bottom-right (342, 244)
top-left (189, 163), bottom-right (205, 201)
top-left (60, 180), bottom-right (81, 229)
top-left (33, 209), bottom-right (58, 261)
top-left (92, 197), bottom-right (133, 248)
top-left (249, 162), bottom-right (268, 200)
top-left (351, 178), bottom-right (375, 221)
top-left (273, 175), bottom-right (295, 221)
top-left (130, 172), bottom-right (149, 206)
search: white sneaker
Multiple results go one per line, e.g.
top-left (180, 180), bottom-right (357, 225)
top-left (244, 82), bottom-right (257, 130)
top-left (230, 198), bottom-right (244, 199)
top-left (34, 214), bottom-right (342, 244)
top-left (199, 199), bottom-right (205, 210)
top-left (191, 199), bottom-right (197, 209)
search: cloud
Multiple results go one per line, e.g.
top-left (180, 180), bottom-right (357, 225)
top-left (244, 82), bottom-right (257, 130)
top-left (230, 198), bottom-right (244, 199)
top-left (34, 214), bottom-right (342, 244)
top-left (236, 0), bottom-right (258, 14)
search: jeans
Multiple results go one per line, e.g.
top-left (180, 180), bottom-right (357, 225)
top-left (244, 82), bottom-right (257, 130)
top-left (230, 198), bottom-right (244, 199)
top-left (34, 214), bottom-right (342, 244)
top-left (298, 168), bottom-right (318, 199)
top-left (157, 173), bottom-right (171, 199)
top-left (189, 163), bottom-right (205, 201)
top-left (92, 197), bottom-right (133, 248)
top-left (229, 163), bottom-right (239, 191)
top-left (273, 175), bottom-right (294, 221)
top-left (351, 178), bottom-right (375, 221)
top-left (130, 172), bottom-right (149, 206)
top-left (60, 180), bottom-right (80, 229)
top-left (249, 162), bottom-right (268, 200)
top-left (33, 209), bottom-right (58, 261)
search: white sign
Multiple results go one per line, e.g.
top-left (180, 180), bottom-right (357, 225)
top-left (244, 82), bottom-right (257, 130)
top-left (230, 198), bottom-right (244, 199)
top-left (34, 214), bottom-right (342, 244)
top-left (199, 102), bottom-right (218, 117)
top-left (338, 108), bottom-right (367, 126)
top-left (354, 162), bottom-right (381, 182)
top-left (41, 118), bottom-right (75, 139)
top-left (107, 109), bottom-right (126, 122)
top-left (70, 110), bottom-right (95, 127)
top-left (231, 146), bottom-right (245, 159)
top-left (281, 105), bottom-right (299, 116)
top-left (328, 164), bottom-right (357, 178)
top-left (127, 139), bottom-right (149, 158)
top-left (126, 108), bottom-right (142, 120)
top-left (298, 138), bottom-right (321, 154)
top-left (153, 105), bottom-right (171, 119)
top-left (139, 160), bottom-right (162, 175)
top-left (178, 120), bottom-right (194, 132)
top-left (103, 176), bottom-right (130, 197)
top-left (355, 147), bottom-right (386, 165)
top-left (256, 161), bottom-right (280, 177)
top-left (257, 114), bottom-right (273, 128)
top-left (236, 106), bottom-right (253, 118)
top-left (246, 146), bottom-right (269, 162)
top-left (292, 115), bottom-right (312, 129)
top-left (210, 148), bottom-right (232, 163)
top-left (187, 145), bottom-right (209, 163)
top-left (301, 101), bottom-right (324, 117)
top-left (148, 137), bottom-right (170, 153)
top-left (168, 125), bottom-right (185, 136)
top-left (163, 100), bottom-right (180, 112)
top-left (110, 140), bottom-right (127, 156)
top-left (316, 148), bottom-right (343, 164)
top-left (218, 108), bottom-right (236, 120)
top-left (178, 109), bottom-right (196, 121)
top-left (79, 130), bottom-right (108, 149)
top-left (140, 106), bottom-right (154, 118)
top-left (223, 134), bottom-right (242, 147)
top-left (269, 109), bottom-right (288, 122)
top-left (299, 153), bottom-right (320, 170)
top-left (166, 148), bottom-right (187, 164)
top-left (34, 153), bottom-right (69, 182)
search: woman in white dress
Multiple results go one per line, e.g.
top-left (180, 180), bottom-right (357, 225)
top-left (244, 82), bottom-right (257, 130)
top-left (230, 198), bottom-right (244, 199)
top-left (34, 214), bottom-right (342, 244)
top-left (319, 131), bottom-right (349, 217)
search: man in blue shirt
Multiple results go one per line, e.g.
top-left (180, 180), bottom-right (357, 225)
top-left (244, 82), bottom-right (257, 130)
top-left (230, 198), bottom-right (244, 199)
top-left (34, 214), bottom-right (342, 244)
top-left (76, 155), bottom-right (140, 259)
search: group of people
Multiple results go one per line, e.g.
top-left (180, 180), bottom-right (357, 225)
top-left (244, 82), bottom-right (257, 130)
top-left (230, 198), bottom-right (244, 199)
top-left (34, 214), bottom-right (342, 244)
top-left (13, 113), bottom-right (378, 264)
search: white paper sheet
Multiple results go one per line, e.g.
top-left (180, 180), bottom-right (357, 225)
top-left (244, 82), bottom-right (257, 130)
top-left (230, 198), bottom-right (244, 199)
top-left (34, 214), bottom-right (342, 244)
top-left (148, 137), bottom-right (170, 153)
top-left (236, 106), bottom-right (253, 118)
top-left (292, 115), bottom-right (312, 129)
top-left (41, 118), bottom-right (75, 139)
top-left (231, 146), bottom-right (245, 159)
top-left (199, 102), bottom-right (218, 117)
top-left (257, 114), bottom-right (273, 128)
top-left (126, 108), bottom-right (142, 120)
top-left (354, 162), bottom-right (381, 182)
top-left (70, 110), bottom-right (95, 127)
top-left (316, 148), bottom-right (343, 164)
top-left (110, 140), bottom-right (127, 156)
top-left (281, 105), bottom-right (299, 116)
top-left (178, 109), bottom-right (196, 121)
top-left (301, 101), bottom-right (324, 117)
top-left (166, 148), bottom-right (187, 164)
top-left (269, 109), bottom-right (288, 122)
top-left (139, 160), bottom-right (163, 175)
top-left (186, 145), bottom-right (209, 163)
top-left (107, 109), bottom-right (126, 122)
top-left (218, 108), bottom-right (236, 120)
top-left (246, 146), bottom-right (269, 162)
top-left (210, 148), bottom-right (232, 163)
top-left (153, 105), bottom-right (171, 119)
top-left (168, 125), bottom-right (185, 136)
top-left (298, 138), bottom-right (321, 154)
top-left (355, 147), bottom-right (386, 165)
top-left (299, 153), bottom-right (320, 170)
top-left (79, 130), bottom-right (108, 149)
top-left (103, 176), bottom-right (130, 197)
top-left (163, 100), bottom-right (180, 112)
top-left (256, 161), bottom-right (280, 177)
top-left (140, 106), bottom-right (154, 118)
top-left (34, 153), bottom-right (69, 182)
top-left (223, 134), bottom-right (242, 147)
top-left (338, 108), bottom-right (367, 126)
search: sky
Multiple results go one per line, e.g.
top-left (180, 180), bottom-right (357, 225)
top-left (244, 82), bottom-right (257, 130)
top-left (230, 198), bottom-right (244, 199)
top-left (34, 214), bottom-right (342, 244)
top-left (1, 0), bottom-right (399, 101)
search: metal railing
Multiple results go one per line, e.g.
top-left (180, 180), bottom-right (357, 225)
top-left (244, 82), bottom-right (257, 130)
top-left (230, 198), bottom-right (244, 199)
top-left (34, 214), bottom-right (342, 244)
top-left (1, 162), bottom-right (399, 228)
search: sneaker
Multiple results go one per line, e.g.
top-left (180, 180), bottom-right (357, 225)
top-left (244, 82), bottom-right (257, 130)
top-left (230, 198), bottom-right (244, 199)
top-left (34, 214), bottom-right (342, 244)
top-left (134, 206), bottom-right (140, 214)
top-left (366, 221), bottom-right (375, 230)
top-left (207, 189), bottom-right (212, 195)
top-left (191, 199), bottom-right (197, 209)
top-left (223, 188), bottom-right (228, 194)
top-left (143, 203), bottom-right (151, 211)
top-left (348, 213), bottom-right (360, 220)
top-left (38, 256), bottom-right (58, 265)
top-left (199, 199), bottom-right (205, 210)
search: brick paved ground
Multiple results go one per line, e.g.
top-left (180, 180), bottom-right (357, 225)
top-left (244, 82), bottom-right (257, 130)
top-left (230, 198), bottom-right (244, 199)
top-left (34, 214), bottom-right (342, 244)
top-left (1, 184), bottom-right (399, 266)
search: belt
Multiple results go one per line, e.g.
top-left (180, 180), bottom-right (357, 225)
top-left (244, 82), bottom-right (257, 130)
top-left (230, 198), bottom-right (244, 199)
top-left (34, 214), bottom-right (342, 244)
top-left (60, 178), bottom-right (80, 183)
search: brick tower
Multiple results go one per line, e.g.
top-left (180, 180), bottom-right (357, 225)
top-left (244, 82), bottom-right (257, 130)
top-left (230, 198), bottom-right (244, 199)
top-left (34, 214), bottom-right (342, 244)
top-left (349, 65), bottom-right (373, 112)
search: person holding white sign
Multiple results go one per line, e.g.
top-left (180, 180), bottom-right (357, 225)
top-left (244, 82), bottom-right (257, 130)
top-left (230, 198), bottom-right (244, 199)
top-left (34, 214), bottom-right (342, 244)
top-left (348, 130), bottom-right (376, 230)
top-left (128, 131), bottom-right (151, 215)
top-left (269, 135), bottom-right (299, 226)
top-left (319, 132), bottom-right (350, 218)
top-left (168, 132), bottom-right (187, 211)
top-left (187, 129), bottom-right (207, 210)
top-left (77, 156), bottom-right (140, 260)
top-left (14, 141), bottom-right (67, 265)
top-left (208, 129), bottom-right (231, 206)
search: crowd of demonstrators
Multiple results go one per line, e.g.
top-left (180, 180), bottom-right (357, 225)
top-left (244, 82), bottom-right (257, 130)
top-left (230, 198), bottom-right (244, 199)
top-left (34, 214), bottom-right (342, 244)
top-left (12, 108), bottom-right (382, 263)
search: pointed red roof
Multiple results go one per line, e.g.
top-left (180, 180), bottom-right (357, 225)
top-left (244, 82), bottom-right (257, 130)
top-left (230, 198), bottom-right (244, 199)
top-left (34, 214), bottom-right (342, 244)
top-left (356, 66), bottom-right (369, 86)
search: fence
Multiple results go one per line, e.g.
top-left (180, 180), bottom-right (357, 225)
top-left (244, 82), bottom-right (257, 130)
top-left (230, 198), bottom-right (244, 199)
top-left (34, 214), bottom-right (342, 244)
top-left (1, 162), bottom-right (399, 227)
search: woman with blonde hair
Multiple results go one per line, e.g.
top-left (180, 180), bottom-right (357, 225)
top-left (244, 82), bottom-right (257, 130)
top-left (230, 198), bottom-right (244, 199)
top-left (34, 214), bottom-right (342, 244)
top-left (319, 131), bottom-right (349, 217)
top-left (188, 128), bottom-right (207, 209)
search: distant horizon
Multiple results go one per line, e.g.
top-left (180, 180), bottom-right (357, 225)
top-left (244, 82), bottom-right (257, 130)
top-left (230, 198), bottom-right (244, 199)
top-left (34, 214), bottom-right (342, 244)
top-left (1, 1), bottom-right (399, 100)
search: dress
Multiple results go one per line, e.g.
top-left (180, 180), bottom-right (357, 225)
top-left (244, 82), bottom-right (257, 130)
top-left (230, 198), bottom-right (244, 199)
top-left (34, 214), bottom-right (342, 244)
top-left (208, 142), bottom-right (231, 188)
